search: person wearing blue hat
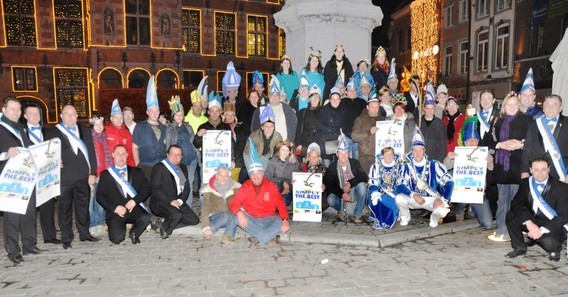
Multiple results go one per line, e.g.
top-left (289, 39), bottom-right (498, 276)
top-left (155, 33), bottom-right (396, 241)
top-left (289, 72), bottom-right (311, 112)
top-left (395, 128), bottom-right (454, 228)
top-left (323, 45), bottom-right (354, 100)
top-left (519, 68), bottom-right (544, 120)
top-left (368, 146), bottom-right (401, 229)
top-left (338, 77), bottom-right (367, 161)
top-left (252, 71), bottom-right (268, 105)
top-left (386, 58), bottom-right (399, 95)
top-left (275, 55), bottom-right (300, 103)
top-left (106, 99), bottom-right (136, 168)
top-left (244, 104), bottom-right (283, 171)
top-left (353, 59), bottom-right (375, 98)
top-left (420, 82), bottom-right (447, 163)
top-left (222, 62), bottom-right (241, 106)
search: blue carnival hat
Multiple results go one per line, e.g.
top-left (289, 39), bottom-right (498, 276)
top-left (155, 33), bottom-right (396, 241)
top-left (247, 137), bottom-right (264, 174)
top-left (269, 75), bottom-right (281, 95)
top-left (346, 76), bottom-right (356, 90)
top-left (360, 71), bottom-right (372, 88)
top-left (410, 127), bottom-right (425, 148)
top-left (252, 71), bottom-right (264, 87)
top-left (208, 90), bottom-right (223, 110)
top-left (260, 105), bottom-right (275, 125)
top-left (461, 117), bottom-right (480, 142)
top-left (520, 67), bottom-right (535, 94)
top-left (334, 76), bottom-right (344, 88)
top-left (424, 81), bottom-right (436, 106)
top-left (391, 92), bottom-right (407, 106)
top-left (222, 62), bottom-right (241, 98)
top-left (299, 71), bottom-right (310, 88)
top-left (309, 85), bottom-right (321, 97)
top-left (337, 130), bottom-right (350, 152)
top-left (110, 99), bottom-right (122, 116)
top-left (368, 89), bottom-right (379, 103)
top-left (330, 87), bottom-right (341, 97)
top-left (387, 58), bottom-right (397, 81)
top-left (168, 95), bottom-right (184, 115)
top-left (146, 75), bottom-right (159, 110)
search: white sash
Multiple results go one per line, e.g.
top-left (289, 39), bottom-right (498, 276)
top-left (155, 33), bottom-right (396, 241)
top-left (161, 159), bottom-right (183, 195)
top-left (0, 121), bottom-right (24, 146)
top-left (108, 166), bottom-right (138, 198)
top-left (536, 117), bottom-right (567, 180)
top-left (27, 127), bottom-right (42, 145)
top-left (56, 124), bottom-right (91, 171)
top-left (476, 110), bottom-right (490, 138)
top-left (529, 176), bottom-right (557, 220)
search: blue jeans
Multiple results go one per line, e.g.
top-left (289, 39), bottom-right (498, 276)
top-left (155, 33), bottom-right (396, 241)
top-left (89, 182), bottom-right (105, 228)
top-left (209, 211), bottom-right (237, 238)
top-left (186, 159), bottom-right (197, 208)
top-left (327, 182), bottom-right (368, 217)
top-left (471, 196), bottom-right (494, 229)
top-left (232, 213), bottom-right (282, 245)
top-left (496, 184), bottom-right (519, 238)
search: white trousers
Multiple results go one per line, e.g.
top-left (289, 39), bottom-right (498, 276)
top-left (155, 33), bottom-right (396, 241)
top-left (395, 193), bottom-right (450, 225)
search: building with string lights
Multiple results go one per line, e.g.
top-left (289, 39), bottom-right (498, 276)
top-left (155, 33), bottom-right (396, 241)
top-left (0, 0), bottom-right (284, 124)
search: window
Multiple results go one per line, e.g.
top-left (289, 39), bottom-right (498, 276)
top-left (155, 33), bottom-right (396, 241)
top-left (54, 0), bottom-right (83, 48)
top-left (54, 68), bottom-right (89, 118)
top-left (459, 41), bottom-right (469, 74)
top-left (444, 45), bottom-right (453, 76)
top-left (182, 9), bottom-right (201, 53)
top-left (477, 30), bottom-right (489, 72)
top-left (3, 0), bottom-right (36, 46)
top-left (496, 0), bottom-right (511, 11)
top-left (495, 24), bottom-right (509, 69)
top-left (279, 28), bottom-right (286, 58)
top-left (444, 6), bottom-right (453, 27)
top-left (125, 0), bottom-right (150, 46)
top-left (215, 12), bottom-right (236, 55)
top-left (247, 16), bottom-right (267, 56)
top-left (183, 70), bottom-right (204, 90)
top-left (12, 67), bottom-right (37, 91)
top-left (476, 0), bottom-right (489, 18)
top-left (528, 24), bottom-right (544, 57)
top-left (459, 0), bottom-right (469, 22)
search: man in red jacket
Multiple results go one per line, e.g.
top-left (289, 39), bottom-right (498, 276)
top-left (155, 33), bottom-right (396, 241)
top-left (228, 147), bottom-right (290, 245)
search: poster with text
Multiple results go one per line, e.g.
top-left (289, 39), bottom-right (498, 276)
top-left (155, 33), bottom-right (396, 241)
top-left (292, 172), bottom-right (323, 222)
top-left (375, 121), bottom-right (405, 157)
top-left (451, 146), bottom-right (488, 204)
top-left (0, 148), bottom-right (37, 214)
top-left (29, 139), bottom-right (61, 207)
top-left (202, 130), bottom-right (232, 184)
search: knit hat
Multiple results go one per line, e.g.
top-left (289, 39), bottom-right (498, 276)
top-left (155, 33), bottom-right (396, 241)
top-left (436, 83), bottom-right (448, 95)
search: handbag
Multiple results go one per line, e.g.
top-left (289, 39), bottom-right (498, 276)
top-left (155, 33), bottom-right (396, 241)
top-left (324, 139), bottom-right (339, 155)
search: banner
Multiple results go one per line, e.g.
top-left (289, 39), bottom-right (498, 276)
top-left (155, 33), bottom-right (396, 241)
top-left (29, 139), bottom-right (61, 207)
top-left (0, 148), bottom-right (37, 214)
top-left (292, 172), bottom-right (323, 222)
top-left (202, 130), bottom-right (232, 184)
top-left (451, 146), bottom-right (488, 204)
top-left (375, 121), bottom-right (405, 157)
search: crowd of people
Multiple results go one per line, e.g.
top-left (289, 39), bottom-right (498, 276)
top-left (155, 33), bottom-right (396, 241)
top-left (2, 46), bottom-right (568, 265)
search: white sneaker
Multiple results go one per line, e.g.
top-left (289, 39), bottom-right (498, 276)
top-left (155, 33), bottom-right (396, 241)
top-left (400, 219), bottom-right (409, 226)
top-left (429, 220), bottom-right (439, 228)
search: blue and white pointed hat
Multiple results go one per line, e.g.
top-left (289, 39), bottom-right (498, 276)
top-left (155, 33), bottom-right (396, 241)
top-left (520, 67), bottom-right (535, 93)
top-left (299, 71), bottom-right (310, 88)
top-left (330, 87), bottom-right (341, 97)
top-left (222, 62), bottom-right (241, 97)
top-left (334, 75), bottom-right (344, 88)
top-left (387, 58), bottom-right (397, 81)
top-left (247, 137), bottom-right (264, 174)
top-left (146, 75), bottom-right (159, 110)
top-left (110, 99), bottom-right (122, 116)
top-left (337, 130), bottom-right (350, 152)
top-left (368, 89), bottom-right (379, 103)
top-left (346, 76), bottom-right (356, 90)
top-left (208, 90), bottom-right (223, 110)
top-left (252, 71), bottom-right (264, 87)
top-left (309, 85), bottom-right (321, 97)
top-left (360, 71), bottom-right (372, 87)
top-left (411, 127), bottom-right (426, 148)
top-left (260, 104), bottom-right (275, 125)
top-left (424, 81), bottom-right (436, 106)
top-left (168, 95), bottom-right (184, 115)
top-left (269, 75), bottom-right (281, 95)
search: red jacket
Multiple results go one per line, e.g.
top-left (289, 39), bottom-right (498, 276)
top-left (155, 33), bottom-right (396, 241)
top-left (229, 177), bottom-right (289, 220)
top-left (443, 113), bottom-right (465, 154)
top-left (105, 123), bottom-right (135, 167)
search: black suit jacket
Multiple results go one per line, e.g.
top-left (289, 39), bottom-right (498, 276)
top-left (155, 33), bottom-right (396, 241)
top-left (323, 158), bottom-right (368, 197)
top-left (150, 162), bottom-right (190, 210)
top-left (477, 107), bottom-right (500, 149)
top-left (521, 116), bottom-right (568, 179)
top-left (509, 177), bottom-right (568, 232)
top-left (96, 166), bottom-right (151, 217)
top-left (0, 117), bottom-right (31, 173)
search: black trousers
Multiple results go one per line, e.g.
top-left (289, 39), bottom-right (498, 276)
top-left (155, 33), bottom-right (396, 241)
top-left (58, 181), bottom-right (91, 243)
top-left (506, 212), bottom-right (566, 253)
top-left (152, 203), bottom-right (199, 235)
top-left (4, 193), bottom-right (37, 255)
top-left (106, 206), bottom-right (150, 244)
top-left (39, 198), bottom-right (57, 241)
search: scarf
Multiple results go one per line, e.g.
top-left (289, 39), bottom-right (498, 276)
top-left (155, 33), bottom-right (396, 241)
top-left (394, 112), bottom-right (408, 122)
top-left (213, 176), bottom-right (235, 198)
top-left (495, 112), bottom-right (518, 172)
top-left (337, 160), bottom-right (355, 188)
top-left (92, 130), bottom-right (113, 170)
top-left (446, 112), bottom-right (460, 142)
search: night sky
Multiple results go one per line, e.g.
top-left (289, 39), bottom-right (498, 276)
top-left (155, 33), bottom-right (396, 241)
top-left (372, 0), bottom-right (404, 48)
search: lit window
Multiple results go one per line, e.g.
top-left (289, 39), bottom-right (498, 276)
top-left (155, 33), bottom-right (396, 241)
top-left (477, 30), bottom-right (489, 72)
top-left (459, 0), bottom-right (469, 22)
top-left (54, 68), bottom-right (89, 118)
top-left (55, 0), bottom-right (83, 48)
top-left (182, 9), bottom-right (201, 53)
top-left (459, 41), bottom-right (469, 74)
top-left (247, 15), bottom-right (267, 56)
top-left (529, 24), bottom-right (544, 57)
top-left (125, 0), bottom-right (150, 46)
top-left (3, 0), bottom-right (36, 46)
top-left (444, 45), bottom-right (453, 76)
top-left (444, 6), bottom-right (453, 27)
top-left (215, 12), bottom-right (236, 55)
top-left (495, 24), bottom-right (509, 69)
top-left (12, 67), bottom-right (37, 91)
top-left (476, 0), bottom-right (489, 18)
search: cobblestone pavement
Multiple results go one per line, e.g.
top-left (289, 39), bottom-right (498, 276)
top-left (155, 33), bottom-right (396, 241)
top-left (1, 214), bottom-right (567, 297)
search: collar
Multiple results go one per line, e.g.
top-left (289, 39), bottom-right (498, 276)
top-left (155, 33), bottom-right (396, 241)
top-left (413, 158), bottom-right (427, 167)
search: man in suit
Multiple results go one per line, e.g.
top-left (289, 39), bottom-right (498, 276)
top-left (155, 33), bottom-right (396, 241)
top-left (46, 105), bottom-right (99, 249)
top-left (505, 155), bottom-right (568, 261)
top-left (96, 145), bottom-right (151, 244)
top-left (521, 95), bottom-right (568, 183)
top-left (151, 145), bottom-right (199, 239)
top-left (1, 96), bottom-right (45, 264)
top-left (23, 103), bottom-right (60, 245)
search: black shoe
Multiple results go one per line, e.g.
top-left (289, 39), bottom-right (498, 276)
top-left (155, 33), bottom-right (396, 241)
top-left (159, 227), bottom-right (169, 239)
top-left (62, 242), bottom-right (72, 249)
top-left (505, 249), bottom-right (527, 258)
top-left (248, 237), bottom-right (260, 246)
top-left (549, 251), bottom-right (561, 262)
top-left (80, 236), bottom-right (100, 242)
top-left (22, 247), bottom-right (47, 255)
top-left (44, 239), bottom-right (62, 245)
top-left (129, 232), bottom-right (140, 245)
top-left (526, 239), bottom-right (537, 247)
top-left (7, 254), bottom-right (22, 264)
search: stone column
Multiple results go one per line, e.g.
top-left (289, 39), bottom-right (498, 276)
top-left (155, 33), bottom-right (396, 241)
top-left (274, 0), bottom-right (383, 72)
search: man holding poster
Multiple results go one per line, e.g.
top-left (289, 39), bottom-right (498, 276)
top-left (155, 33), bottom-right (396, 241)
top-left (0, 96), bottom-right (45, 264)
top-left (352, 92), bottom-right (385, 172)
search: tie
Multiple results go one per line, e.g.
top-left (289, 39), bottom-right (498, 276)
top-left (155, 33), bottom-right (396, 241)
top-left (536, 182), bottom-right (545, 193)
top-left (31, 126), bottom-right (42, 131)
top-left (482, 110), bottom-right (489, 118)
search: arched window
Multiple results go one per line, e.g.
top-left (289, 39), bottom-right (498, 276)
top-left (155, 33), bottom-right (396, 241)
top-left (99, 68), bottom-right (122, 89)
top-left (157, 69), bottom-right (178, 89)
top-left (128, 69), bottom-right (150, 88)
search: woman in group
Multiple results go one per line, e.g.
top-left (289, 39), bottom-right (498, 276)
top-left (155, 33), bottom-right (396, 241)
top-left (295, 85), bottom-right (324, 157)
top-left (301, 47), bottom-right (325, 92)
top-left (488, 93), bottom-right (532, 242)
top-left (371, 46), bottom-right (390, 91)
top-left (274, 55), bottom-right (300, 103)
top-left (353, 59), bottom-right (375, 97)
top-left (378, 86), bottom-right (394, 119)
top-left (443, 96), bottom-right (465, 154)
top-left (323, 44), bottom-right (354, 100)
top-left (236, 89), bottom-right (260, 135)
top-left (265, 140), bottom-right (297, 206)
top-left (317, 87), bottom-right (352, 165)
top-left (222, 105), bottom-right (246, 182)
top-left (89, 115), bottom-right (112, 237)
top-left (392, 100), bottom-right (417, 155)
top-left (200, 165), bottom-right (241, 244)
top-left (298, 143), bottom-right (328, 210)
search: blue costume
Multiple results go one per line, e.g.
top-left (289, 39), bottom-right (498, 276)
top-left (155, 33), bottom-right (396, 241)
top-left (368, 156), bottom-right (400, 229)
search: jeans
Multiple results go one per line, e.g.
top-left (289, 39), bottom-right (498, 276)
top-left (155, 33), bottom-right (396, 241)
top-left (186, 159), bottom-right (198, 208)
top-left (209, 211), bottom-right (237, 238)
top-left (89, 182), bottom-right (105, 228)
top-left (232, 213), bottom-right (282, 245)
top-left (327, 182), bottom-right (368, 217)
top-left (496, 183), bottom-right (519, 238)
top-left (470, 196), bottom-right (494, 229)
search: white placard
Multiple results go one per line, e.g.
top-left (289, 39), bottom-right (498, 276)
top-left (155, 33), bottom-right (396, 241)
top-left (0, 148), bottom-right (37, 214)
top-left (375, 121), bottom-right (405, 157)
top-left (451, 146), bottom-right (488, 204)
top-left (292, 172), bottom-right (323, 222)
top-left (30, 139), bottom-right (61, 207)
top-left (202, 130), bottom-right (232, 184)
